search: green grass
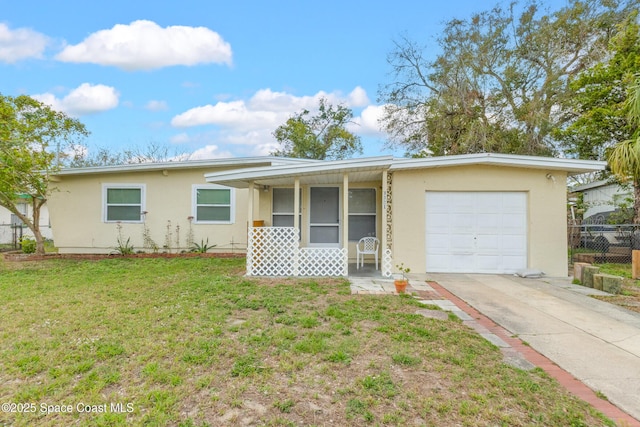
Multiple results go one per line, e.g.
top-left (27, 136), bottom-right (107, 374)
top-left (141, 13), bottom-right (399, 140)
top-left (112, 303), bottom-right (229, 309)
top-left (596, 263), bottom-right (634, 279)
top-left (0, 257), bottom-right (614, 426)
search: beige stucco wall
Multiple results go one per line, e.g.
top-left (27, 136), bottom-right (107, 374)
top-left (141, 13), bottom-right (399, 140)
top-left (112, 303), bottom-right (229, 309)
top-left (391, 165), bottom-right (569, 277)
top-left (48, 167), bottom-right (250, 254)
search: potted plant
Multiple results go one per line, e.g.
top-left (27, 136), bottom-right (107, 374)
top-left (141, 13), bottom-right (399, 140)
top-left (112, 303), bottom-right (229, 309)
top-left (394, 263), bottom-right (410, 294)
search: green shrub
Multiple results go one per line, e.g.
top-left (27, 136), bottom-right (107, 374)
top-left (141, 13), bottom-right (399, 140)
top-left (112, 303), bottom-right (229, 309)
top-left (20, 237), bottom-right (36, 254)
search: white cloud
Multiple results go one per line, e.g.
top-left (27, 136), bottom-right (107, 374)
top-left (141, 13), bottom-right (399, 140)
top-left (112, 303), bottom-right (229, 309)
top-left (171, 100), bottom-right (282, 130)
top-left (55, 20), bottom-right (232, 71)
top-left (0, 23), bottom-right (49, 63)
top-left (189, 144), bottom-right (234, 160)
top-left (171, 87), bottom-right (390, 156)
top-left (33, 83), bottom-right (119, 116)
top-left (145, 100), bottom-right (168, 111)
top-left (351, 104), bottom-right (386, 136)
top-left (347, 86), bottom-right (370, 107)
top-left (171, 88), bottom-right (372, 129)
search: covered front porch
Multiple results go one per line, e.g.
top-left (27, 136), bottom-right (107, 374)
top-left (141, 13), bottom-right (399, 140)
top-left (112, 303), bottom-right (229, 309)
top-left (204, 157), bottom-right (395, 277)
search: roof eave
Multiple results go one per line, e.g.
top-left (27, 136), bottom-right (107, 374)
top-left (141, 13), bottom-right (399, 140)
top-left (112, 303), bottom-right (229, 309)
top-left (52, 156), bottom-right (318, 176)
top-left (204, 156), bottom-right (394, 187)
top-left (390, 153), bottom-right (606, 176)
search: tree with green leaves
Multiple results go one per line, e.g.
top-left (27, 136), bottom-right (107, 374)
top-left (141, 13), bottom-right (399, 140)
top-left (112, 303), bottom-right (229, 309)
top-left (271, 98), bottom-right (362, 160)
top-left (0, 94), bottom-right (88, 254)
top-left (608, 76), bottom-right (640, 223)
top-left (379, 0), bottom-right (638, 157)
top-left (557, 11), bottom-right (640, 160)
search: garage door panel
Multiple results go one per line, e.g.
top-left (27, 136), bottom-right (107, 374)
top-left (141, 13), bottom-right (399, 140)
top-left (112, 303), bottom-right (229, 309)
top-left (452, 213), bottom-right (475, 228)
top-left (502, 213), bottom-right (526, 227)
top-left (503, 235), bottom-right (526, 250)
top-left (476, 254), bottom-right (501, 272)
top-left (426, 214), bottom-right (450, 232)
top-left (425, 192), bottom-right (527, 274)
top-left (502, 255), bottom-right (527, 270)
top-left (476, 235), bottom-right (499, 251)
top-left (476, 213), bottom-right (501, 227)
top-left (476, 194), bottom-right (503, 213)
top-left (502, 193), bottom-right (527, 209)
top-left (450, 235), bottom-right (475, 251)
top-left (450, 197), bottom-right (475, 213)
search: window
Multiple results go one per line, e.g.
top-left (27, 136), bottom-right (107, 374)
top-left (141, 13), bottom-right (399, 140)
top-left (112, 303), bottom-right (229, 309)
top-left (103, 185), bottom-right (144, 222)
top-left (193, 185), bottom-right (234, 223)
top-left (348, 188), bottom-right (376, 241)
top-left (272, 188), bottom-right (301, 232)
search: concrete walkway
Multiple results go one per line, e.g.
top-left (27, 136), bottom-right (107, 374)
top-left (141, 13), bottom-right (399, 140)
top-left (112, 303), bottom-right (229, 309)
top-left (349, 272), bottom-right (640, 425)
top-left (429, 273), bottom-right (640, 426)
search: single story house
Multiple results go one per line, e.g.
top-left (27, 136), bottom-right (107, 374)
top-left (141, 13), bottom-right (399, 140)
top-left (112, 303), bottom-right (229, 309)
top-left (48, 153), bottom-right (605, 277)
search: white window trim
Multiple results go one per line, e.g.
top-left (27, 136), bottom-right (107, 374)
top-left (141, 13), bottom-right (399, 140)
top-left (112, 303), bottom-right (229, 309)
top-left (192, 184), bottom-right (235, 224)
top-left (102, 183), bottom-right (146, 223)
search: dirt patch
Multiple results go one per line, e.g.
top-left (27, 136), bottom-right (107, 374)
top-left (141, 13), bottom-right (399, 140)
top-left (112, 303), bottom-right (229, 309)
top-left (593, 278), bottom-right (640, 313)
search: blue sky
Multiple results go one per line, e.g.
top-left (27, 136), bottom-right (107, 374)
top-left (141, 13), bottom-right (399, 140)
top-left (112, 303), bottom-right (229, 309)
top-left (1, 0), bottom-right (568, 160)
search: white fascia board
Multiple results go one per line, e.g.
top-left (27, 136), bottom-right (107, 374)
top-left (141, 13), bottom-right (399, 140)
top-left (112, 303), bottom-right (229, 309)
top-left (204, 156), bottom-right (394, 187)
top-left (53, 156), bottom-right (317, 176)
top-left (390, 153), bottom-right (606, 175)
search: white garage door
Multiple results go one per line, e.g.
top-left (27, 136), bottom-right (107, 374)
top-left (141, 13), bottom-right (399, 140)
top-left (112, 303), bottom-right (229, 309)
top-left (425, 192), bottom-right (527, 274)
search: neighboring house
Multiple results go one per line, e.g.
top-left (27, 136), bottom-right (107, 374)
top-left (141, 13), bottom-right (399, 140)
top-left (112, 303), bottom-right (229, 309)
top-left (47, 153), bottom-right (604, 277)
top-left (0, 197), bottom-right (53, 245)
top-left (571, 179), bottom-right (632, 221)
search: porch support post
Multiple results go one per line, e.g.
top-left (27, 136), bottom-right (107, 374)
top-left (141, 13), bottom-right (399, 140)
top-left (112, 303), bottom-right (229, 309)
top-left (246, 180), bottom-right (255, 276)
top-left (342, 173), bottom-right (349, 276)
top-left (293, 178), bottom-right (301, 276)
top-left (342, 173), bottom-right (349, 250)
top-left (382, 170), bottom-right (388, 252)
top-left (247, 180), bottom-right (254, 226)
top-left (294, 178), bottom-right (300, 235)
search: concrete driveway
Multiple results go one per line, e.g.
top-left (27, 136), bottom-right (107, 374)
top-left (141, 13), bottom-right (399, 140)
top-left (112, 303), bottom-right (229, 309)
top-left (428, 273), bottom-right (640, 423)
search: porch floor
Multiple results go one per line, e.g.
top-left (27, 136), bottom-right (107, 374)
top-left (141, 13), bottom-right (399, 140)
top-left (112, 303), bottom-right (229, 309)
top-left (348, 262), bottom-right (386, 278)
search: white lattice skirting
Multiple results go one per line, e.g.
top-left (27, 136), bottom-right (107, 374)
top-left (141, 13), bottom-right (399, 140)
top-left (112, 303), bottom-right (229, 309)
top-left (382, 248), bottom-right (393, 278)
top-left (247, 227), bottom-right (348, 277)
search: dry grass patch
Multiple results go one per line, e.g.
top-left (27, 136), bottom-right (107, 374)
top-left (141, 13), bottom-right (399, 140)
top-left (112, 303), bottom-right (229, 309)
top-left (0, 257), bottom-right (613, 426)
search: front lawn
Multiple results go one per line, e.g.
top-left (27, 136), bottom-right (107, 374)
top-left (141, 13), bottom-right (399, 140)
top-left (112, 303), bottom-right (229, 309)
top-left (0, 257), bottom-right (612, 426)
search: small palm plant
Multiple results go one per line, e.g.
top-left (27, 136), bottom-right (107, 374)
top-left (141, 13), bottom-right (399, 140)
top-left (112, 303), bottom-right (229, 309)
top-left (191, 238), bottom-right (216, 253)
top-left (114, 236), bottom-right (135, 255)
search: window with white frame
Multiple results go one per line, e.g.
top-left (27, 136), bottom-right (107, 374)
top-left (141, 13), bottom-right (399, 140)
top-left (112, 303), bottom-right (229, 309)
top-left (103, 185), bottom-right (144, 222)
top-left (348, 188), bottom-right (376, 241)
top-left (193, 185), bottom-right (234, 223)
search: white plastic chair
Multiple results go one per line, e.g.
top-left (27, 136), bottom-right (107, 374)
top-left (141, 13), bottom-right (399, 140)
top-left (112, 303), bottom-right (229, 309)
top-left (356, 237), bottom-right (379, 270)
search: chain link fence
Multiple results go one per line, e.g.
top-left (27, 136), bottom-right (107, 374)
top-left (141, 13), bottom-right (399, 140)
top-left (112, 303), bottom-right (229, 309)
top-left (568, 216), bottom-right (640, 264)
top-left (0, 223), bottom-right (24, 250)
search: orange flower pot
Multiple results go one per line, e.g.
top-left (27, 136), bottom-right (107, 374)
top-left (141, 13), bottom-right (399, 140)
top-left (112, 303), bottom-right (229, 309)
top-left (394, 279), bottom-right (408, 294)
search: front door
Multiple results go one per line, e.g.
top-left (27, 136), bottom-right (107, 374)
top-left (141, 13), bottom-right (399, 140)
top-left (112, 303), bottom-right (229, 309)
top-left (309, 187), bottom-right (340, 246)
